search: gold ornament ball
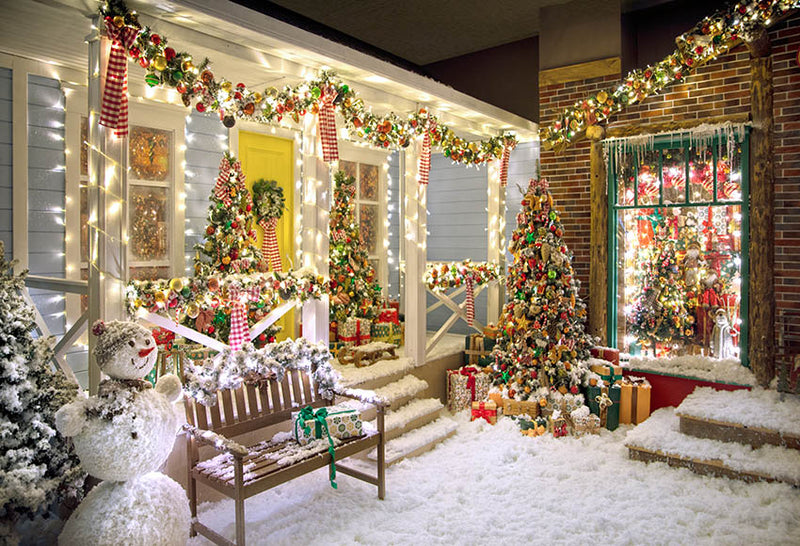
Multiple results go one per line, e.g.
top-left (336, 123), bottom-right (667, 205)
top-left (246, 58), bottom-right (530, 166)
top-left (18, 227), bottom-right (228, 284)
top-left (253, 92), bottom-right (263, 103)
top-left (153, 55), bottom-right (168, 72)
top-left (169, 277), bottom-right (184, 292)
top-left (187, 302), bottom-right (200, 319)
top-left (182, 60), bottom-right (195, 73)
top-left (220, 81), bottom-right (232, 93)
top-left (112, 15), bottom-right (125, 28)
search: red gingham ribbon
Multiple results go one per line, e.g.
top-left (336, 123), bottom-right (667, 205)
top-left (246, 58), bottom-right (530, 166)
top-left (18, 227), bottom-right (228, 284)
top-left (318, 86), bottom-right (339, 163)
top-left (227, 285), bottom-right (260, 350)
top-left (99, 20), bottom-right (139, 138)
top-left (465, 277), bottom-right (475, 327)
top-left (214, 157), bottom-right (234, 206)
top-left (499, 141), bottom-right (516, 187)
top-left (260, 217), bottom-right (282, 272)
top-left (331, 228), bottom-right (347, 243)
top-left (532, 178), bottom-right (549, 192)
top-left (418, 131), bottom-right (431, 185)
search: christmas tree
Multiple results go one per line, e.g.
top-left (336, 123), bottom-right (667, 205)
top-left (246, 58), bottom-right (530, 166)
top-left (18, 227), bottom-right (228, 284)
top-left (491, 178), bottom-right (592, 404)
top-left (328, 170), bottom-right (381, 323)
top-left (0, 243), bottom-right (85, 538)
top-left (194, 153), bottom-right (262, 276)
top-left (627, 229), bottom-right (695, 353)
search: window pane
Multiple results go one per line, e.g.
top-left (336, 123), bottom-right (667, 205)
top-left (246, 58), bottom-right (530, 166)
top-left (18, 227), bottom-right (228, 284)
top-left (717, 139), bottom-right (743, 202)
top-left (637, 150), bottom-right (660, 206)
top-left (340, 160), bottom-right (357, 182)
top-left (359, 163), bottom-right (378, 200)
top-left (689, 147), bottom-right (714, 202)
top-left (129, 186), bottom-right (169, 261)
top-left (359, 203), bottom-right (378, 255)
top-left (80, 117), bottom-right (88, 177)
top-left (80, 186), bottom-right (88, 262)
top-left (616, 153), bottom-right (636, 206)
top-left (661, 148), bottom-right (686, 205)
top-left (129, 126), bottom-right (171, 181)
top-left (129, 266), bottom-right (170, 281)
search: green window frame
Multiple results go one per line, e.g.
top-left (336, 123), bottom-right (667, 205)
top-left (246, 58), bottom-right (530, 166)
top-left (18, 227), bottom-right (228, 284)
top-left (606, 128), bottom-right (750, 366)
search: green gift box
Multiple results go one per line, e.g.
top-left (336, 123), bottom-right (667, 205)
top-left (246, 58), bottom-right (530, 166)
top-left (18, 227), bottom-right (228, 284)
top-left (464, 334), bottom-right (495, 367)
top-left (590, 363), bottom-right (624, 386)
top-left (586, 383), bottom-right (621, 431)
top-left (371, 322), bottom-right (403, 346)
top-left (292, 404), bottom-right (363, 446)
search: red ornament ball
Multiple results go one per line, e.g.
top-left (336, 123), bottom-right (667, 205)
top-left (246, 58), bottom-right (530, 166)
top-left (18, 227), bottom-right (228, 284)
top-left (231, 221), bottom-right (238, 229)
top-left (151, 34), bottom-right (161, 45)
top-left (206, 225), bottom-right (215, 235)
top-left (196, 102), bottom-right (206, 113)
top-left (129, 46), bottom-right (140, 59)
top-left (570, 385), bottom-right (579, 394)
top-left (138, 57), bottom-right (149, 69)
top-left (246, 204), bottom-right (252, 212)
top-left (258, 333), bottom-right (266, 342)
top-left (164, 47), bottom-right (176, 61)
top-left (208, 325), bottom-right (215, 334)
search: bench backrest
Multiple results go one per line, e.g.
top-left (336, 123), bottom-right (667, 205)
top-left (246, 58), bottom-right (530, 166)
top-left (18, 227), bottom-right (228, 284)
top-left (183, 369), bottom-right (326, 439)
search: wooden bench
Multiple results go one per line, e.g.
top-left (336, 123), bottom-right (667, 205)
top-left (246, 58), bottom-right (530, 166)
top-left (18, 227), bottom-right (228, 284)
top-left (337, 341), bottom-right (399, 367)
top-left (182, 369), bottom-right (386, 546)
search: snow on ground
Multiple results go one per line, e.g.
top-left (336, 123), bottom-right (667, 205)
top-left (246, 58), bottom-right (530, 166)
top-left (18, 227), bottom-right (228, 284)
top-left (189, 412), bottom-right (800, 546)
top-left (627, 354), bottom-right (755, 385)
top-left (677, 387), bottom-right (800, 437)
top-left (626, 408), bottom-right (800, 484)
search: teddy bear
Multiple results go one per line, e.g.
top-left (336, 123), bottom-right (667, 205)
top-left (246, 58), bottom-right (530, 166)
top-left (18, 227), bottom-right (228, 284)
top-left (55, 320), bottom-right (189, 545)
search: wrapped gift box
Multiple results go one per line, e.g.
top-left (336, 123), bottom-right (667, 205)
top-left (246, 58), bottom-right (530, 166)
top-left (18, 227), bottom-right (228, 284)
top-left (586, 383), bottom-right (621, 431)
top-left (502, 398), bottom-right (540, 417)
top-left (590, 363), bottom-right (624, 386)
top-left (483, 324), bottom-right (500, 340)
top-left (471, 400), bottom-right (498, 424)
top-left (292, 405), bottom-right (363, 446)
top-left (340, 317), bottom-right (371, 347)
top-left (371, 322), bottom-right (403, 346)
top-left (447, 367), bottom-right (491, 413)
top-left (464, 333), bottom-right (496, 367)
top-left (618, 376), bottom-right (652, 425)
top-left (329, 321), bottom-right (338, 342)
top-left (387, 300), bottom-right (400, 311)
top-left (377, 307), bottom-right (399, 325)
top-left (590, 346), bottom-right (620, 367)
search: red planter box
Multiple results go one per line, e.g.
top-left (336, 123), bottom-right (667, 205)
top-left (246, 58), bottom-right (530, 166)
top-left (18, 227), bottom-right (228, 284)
top-left (623, 369), bottom-right (751, 411)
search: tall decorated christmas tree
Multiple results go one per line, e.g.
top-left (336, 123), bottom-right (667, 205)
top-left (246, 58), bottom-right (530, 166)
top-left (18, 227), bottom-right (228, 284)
top-left (0, 243), bottom-right (85, 539)
top-left (491, 178), bottom-right (593, 404)
top-left (194, 153), bottom-right (262, 276)
top-left (328, 170), bottom-right (381, 324)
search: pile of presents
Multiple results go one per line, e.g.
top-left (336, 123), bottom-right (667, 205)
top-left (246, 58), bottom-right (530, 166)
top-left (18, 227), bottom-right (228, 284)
top-left (449, 337), bottom-right (653, 438)
top-left (329, 301), bottom-right (403, 354)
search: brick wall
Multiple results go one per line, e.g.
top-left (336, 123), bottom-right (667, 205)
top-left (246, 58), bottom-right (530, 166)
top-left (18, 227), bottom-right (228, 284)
top-left (539, 12), bottom-right (800, 324)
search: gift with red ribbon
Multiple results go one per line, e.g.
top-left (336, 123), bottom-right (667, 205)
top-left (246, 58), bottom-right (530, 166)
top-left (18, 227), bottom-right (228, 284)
top-left (318, 86), bottom-right (339, 163)
top-left (339, 317), bottom-right (371, 347)
top-left (446, 367), bottom-right (490, 413)
top-left (471, 400), bottom-right (498, 425)
top-left (377, 307), bottom-right (399, 325)
top-left (590, 346), bottom-right (620, 367)
top-left (99, 18), bottom-right (140, 137)
top-left (227, 285), bottom-right (261, 350)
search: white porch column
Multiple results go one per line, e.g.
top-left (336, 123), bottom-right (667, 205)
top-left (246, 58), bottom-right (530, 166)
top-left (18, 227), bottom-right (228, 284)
top-left (403, 138), bottom-right (427, 367)
top-left (487, 159), bottom-right (506, 323)
top-left (300, 116), bottom-right (330, 344)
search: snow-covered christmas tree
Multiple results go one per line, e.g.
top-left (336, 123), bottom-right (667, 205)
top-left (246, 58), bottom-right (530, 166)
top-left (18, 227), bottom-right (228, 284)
top-left (0, 243), bottom-right (85, 541)
top-left (491, 178), bottom-right (593, 404)
top-left (194, 153), bottom-right (262, 276)
top-left (328, 169), bottom-right (381, 323)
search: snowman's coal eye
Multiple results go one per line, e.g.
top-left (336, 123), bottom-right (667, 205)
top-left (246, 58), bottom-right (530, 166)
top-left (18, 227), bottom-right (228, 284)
top-left (129, 340), bottom-right (135, 347)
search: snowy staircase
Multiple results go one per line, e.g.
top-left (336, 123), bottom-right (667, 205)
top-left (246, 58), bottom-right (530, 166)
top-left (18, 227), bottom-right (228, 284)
top-left (333, 356), bottom-right (457, 466)
top-left (626, 387), bottom-right (800, 486)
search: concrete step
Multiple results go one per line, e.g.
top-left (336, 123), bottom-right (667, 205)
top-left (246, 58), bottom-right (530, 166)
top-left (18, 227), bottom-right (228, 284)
top-left (373, 375), bottom-right (429, 412)
top-left (333, 356), bottom-right (415, 391)
top-left (368, 417), bottom-right (458, 466)
top-left (626, 408), bottom-right (800, 486)
top-left (370, 398), bottom-right (444, 442)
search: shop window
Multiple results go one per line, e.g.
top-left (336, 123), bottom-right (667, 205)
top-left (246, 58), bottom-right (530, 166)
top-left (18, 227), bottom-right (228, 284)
top-left (608, 129), bottom-right (748, 362)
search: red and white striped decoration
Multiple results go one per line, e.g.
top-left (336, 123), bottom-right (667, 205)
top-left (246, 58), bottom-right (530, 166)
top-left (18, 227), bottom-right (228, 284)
top-left (418, 131), bottom-right (431, 185)
top-left (99, 21), bottom-right (139, 138)
top-left (499, 141), bottom-right (516, 187)
top-left (260, 217), bottom-right (282, 272)
top-left (465, 277), bottom-right (475, 327)
top-left (318, 86), bottom-right (339, 163)
top-left (227, 286), bottom-right (260, 350)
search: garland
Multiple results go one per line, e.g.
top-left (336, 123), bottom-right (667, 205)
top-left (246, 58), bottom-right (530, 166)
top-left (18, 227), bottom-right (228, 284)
top-left (184, 338), bottom-right (337, 406)
top-left (99, 0), bottom-right (517, 168)
top-left (424, 260), bottom-right (501, 292)
top-left (541, 0), bottom-right (800, 151)
top-left (125, 269), bottom-right (327, 339)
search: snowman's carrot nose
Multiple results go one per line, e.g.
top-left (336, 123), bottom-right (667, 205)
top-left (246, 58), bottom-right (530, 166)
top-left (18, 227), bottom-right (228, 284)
top-left (138, 347), bottom-right (155, 358)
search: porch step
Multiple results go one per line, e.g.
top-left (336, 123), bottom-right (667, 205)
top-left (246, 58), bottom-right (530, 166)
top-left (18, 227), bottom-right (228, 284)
top-left (675, 387), bottom-right (800, 450)
top-left (370, 398), bottom-right (444, 442)
top-left (333, 356), bottom-right (415, 391)
top-left (368, 417), bottom-right (458, 466)
top-left (373, 375), bottom-right (429, 412)
top-left (626, 408), bottom-right (800, 486)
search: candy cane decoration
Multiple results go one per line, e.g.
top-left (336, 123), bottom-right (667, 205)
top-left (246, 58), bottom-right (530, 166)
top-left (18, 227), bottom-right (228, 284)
top-left (465, 277), bottom-right (475, 327)
top-left (318, 86), bottom-right (339, 163)
top-left (260, 217), bottom-right (282, 272)
top-left (418, 130), bottom-right (431, 185)
top-left (499, 140), bottom-right (516, 187)
top-left (99, 20), bottom-right (139, 138)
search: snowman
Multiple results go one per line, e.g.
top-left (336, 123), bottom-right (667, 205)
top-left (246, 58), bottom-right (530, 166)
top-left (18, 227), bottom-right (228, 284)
top-left (55, 320), bottom-right (189, 545)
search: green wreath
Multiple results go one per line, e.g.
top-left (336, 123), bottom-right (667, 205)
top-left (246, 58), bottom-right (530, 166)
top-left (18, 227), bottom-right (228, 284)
top-left (252, 179), bottom-right (286, 223)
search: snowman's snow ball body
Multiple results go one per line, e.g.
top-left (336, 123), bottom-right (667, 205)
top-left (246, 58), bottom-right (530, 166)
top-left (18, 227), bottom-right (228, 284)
top-left (55, 320), bottom-right (188, 545)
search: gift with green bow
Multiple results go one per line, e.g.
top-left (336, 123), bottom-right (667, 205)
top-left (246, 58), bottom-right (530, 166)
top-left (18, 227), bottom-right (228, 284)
top-left (292, 404), bottom-right (363, 447)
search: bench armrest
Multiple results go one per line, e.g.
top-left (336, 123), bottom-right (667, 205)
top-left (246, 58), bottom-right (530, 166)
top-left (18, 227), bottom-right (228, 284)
top-left (333, 386), bottom-right (389, 410)
top-left (182, 423), bottom-right (249, 458)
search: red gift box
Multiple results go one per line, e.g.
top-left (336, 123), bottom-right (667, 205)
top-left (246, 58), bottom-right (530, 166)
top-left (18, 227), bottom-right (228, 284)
top-left (388, 300), bottom-right (399, 311)
top-left (471, 400), bottom-right (498, 425)
top-left (377, 307), bottom-right (399, 325)
top-left (590, 346), bottom-right (620, 367)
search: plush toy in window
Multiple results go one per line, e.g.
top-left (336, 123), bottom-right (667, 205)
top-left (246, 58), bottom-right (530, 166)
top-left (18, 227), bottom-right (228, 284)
top-left (55, 320), bottom-right (189, 545)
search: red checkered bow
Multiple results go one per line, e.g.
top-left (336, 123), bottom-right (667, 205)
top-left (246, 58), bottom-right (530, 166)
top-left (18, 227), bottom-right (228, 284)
top-left (418, 128), bottom-right (432, 185)
top-left (331, 228), bottom-right (347, 243)
top-left (499, 140), bottom-right (516, 187)
top-left (465, 276), bottom-right (475, 327)
top-left (532, 178), bottom-right (549, 192)
top-left (99, 20), bottom-right (140, 138)
top-left (259, 217), bottom-right (282, 272)
top-left (318, 86), bottom-right (339, 163)
top-left (227, 285), bottom-right (261, 350)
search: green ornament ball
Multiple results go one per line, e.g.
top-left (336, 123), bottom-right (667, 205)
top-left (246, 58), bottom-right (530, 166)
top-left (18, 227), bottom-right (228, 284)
top-left (144, 73), bottom-right (159, 87)
top-left (311, 86), bottom-right (321, 98)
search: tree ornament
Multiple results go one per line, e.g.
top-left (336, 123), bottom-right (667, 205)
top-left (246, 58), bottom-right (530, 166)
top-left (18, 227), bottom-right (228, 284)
top-left (153, 55), bottom-right (167, 71)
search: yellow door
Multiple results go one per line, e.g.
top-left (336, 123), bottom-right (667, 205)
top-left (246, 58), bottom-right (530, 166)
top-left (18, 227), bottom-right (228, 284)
top-left (239, 131), bottom-right (295, 340)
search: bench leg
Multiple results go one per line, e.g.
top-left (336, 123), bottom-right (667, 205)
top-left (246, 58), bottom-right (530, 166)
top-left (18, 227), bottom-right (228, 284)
top-left (234, 457), bottom-right (246, 546)
top-left (377, 405), bottom-right (386, 500)
top-left (186, 436), bottom-right (198, 537)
